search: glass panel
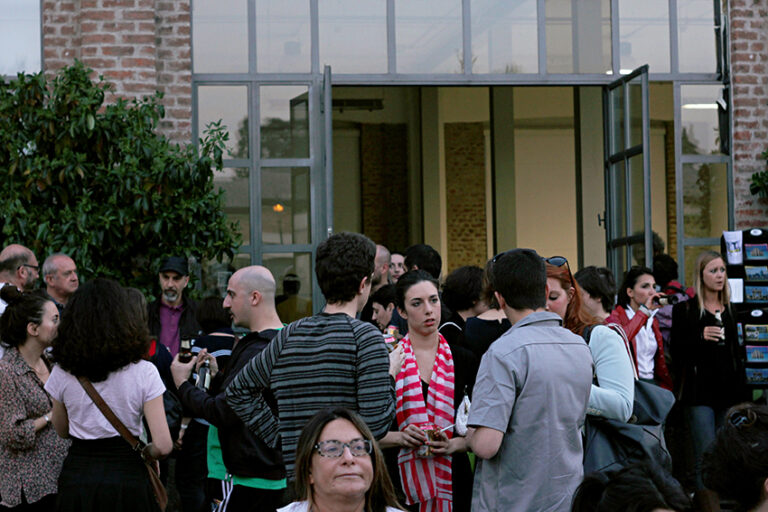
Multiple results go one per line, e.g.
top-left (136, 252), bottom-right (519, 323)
top-left (256, 0), bottom-right (311, 72)
top-left (265, 252), bottom-right (314, 323)
top-left (628, 79), bottom-right (643, 148)
top-left (199, 253), bottom-right (249, 298)
top-left (629, 154), bottom-right (645, 235)
top-left (0, 0), bottom-right (40, 75)
top-left (612, 245), bottom-right (628, 289)
top-left (619, 0), bottom-right (670, 73)
top-left (683, 162), bottom-right (729, 238)
top-left (678, 0), bottom-right (716, 73)
top-left (260, 86), bottom-right (310, 159)
top-left (471, 0), bottom-right (538, 74)
top-left (610, 86), bottom-right (625, 154)
top-left (396, 0), bottom-right (463, 74)
top-left (683, 245), bottom-right (720, 286)
top-left (261, 167), bottom-right (311, 245)
top-left (198, 86), bottom-right (249, 158)
top-left (214, 167), bottom-right (250, 246)
top-left (681, 85), bottom-right (722, 155)
top-left (545, 0), bottom-right (611, 74)
top-left (611, 160), bottom-right (627, 238)
top-left (192, 0), bottom-right (248, 73)
top-left (319, 0), bottom-right (387, 73)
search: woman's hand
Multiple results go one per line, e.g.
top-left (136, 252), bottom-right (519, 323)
top-left (428, 430), bottom-right (468, 455)
top-left (643, 292), bottom-right (663, 311)
top-left (702, 325), bottom-right (724, 342)
top-left (400, 424), bottom-right (428, 448)
top-left (389, 343), bottom-right (404, 377)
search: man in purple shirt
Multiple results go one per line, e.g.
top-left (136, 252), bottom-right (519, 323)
top-left (147, 256), bottom-right (201, 356)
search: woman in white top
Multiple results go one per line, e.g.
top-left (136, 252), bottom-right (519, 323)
top-left (45, 278), bottom-right (172, 512)
top-left (280, 407), bottom-right (405, 512)
top-left (545, 257), bottom-right (635, 422)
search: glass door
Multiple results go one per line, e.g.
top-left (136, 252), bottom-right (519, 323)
top-left (603, 65), bottom-right (651, 282)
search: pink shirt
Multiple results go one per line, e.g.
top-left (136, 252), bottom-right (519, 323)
top-left (159, 302), bottom-right (183, 356)
top-left (45, 361), bottom-right (165, 439)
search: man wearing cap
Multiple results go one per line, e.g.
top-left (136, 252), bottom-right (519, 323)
top-left (147, 256), bottom-right (201, 357)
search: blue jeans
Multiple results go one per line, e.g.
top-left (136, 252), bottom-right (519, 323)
top-left (684, 405), bottom-right (725, 490)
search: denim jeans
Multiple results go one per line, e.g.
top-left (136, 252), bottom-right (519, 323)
top-left (684, 405), bottom-right (725, 490)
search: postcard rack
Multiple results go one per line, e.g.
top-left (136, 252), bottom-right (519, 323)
top-left (721, 228), bottom-right (768, 388)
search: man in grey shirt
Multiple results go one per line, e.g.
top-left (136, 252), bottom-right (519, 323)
top-left (468, 249), bottom-right (594, 512)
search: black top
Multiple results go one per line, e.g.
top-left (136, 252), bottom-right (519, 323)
top-left (464, 315), bottom-right (512, 360)
top-left (670, 300), bottom-right (746, 408)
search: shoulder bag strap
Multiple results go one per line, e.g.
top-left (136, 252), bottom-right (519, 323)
top-left (77, 376), bottom-right (143, 452)
top-left (605, 323), bottom-right (639, 380)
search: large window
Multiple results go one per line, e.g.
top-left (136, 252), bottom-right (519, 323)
top-left (1, 1), bottom-right (41, 76)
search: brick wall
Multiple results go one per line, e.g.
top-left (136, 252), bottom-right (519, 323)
top-left (444, 122), bottom-right (487, 271)
top-left (42, 0), bottom-right (192, 143)
top-left (730, 0), bottom-right (768, 228)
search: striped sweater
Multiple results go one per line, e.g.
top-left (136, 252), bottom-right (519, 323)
top-left (225, 312), bottom-right (395, 479)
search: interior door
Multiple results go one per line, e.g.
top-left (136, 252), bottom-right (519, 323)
top-left (603, 65), bottom-right (651, 282)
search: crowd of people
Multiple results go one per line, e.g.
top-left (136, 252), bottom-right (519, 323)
top-left (0, 234), bottom-right (764, 512)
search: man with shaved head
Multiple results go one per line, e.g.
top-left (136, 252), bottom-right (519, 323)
top-left (171, 265), bottom-right (286, 511)
top-left (360, 243), bottom-right (391, 324)
top-left (0, 244), bottom-right (39, 314)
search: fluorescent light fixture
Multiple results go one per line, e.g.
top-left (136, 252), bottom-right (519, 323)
top-left (681, 103), bottom-right (718, 110)
top-left (619, 69), bottom-right (633, 74)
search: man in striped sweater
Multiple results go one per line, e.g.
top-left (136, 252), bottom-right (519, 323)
top-left (226, 232), bottom-right (396, 482)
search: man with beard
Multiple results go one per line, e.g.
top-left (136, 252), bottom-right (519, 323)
top-left (148, 256), bottom-right (201, 356)
top-left (359, 243), bottom-right (391, 324)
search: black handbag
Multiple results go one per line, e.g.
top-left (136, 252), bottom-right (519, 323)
top-left (582, 324), bottom-right (676, 475)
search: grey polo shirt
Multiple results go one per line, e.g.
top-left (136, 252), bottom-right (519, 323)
top-left (468, 311), bottom-right (594, 512)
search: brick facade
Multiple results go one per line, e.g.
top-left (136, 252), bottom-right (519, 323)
top-left (730, 0), bottom-right (768, 228)
top-left (42, 0), bottom-right (192, 143)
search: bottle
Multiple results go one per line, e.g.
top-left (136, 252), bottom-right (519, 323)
top-left (653, 294), bottom-right (679, 306)
top-left (196, 359), bottom-right (211, 391)
top-left (713, 310), bottom-right (726, 345)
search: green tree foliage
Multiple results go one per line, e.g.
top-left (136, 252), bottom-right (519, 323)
top-left (0, 61), bottom-right (241, 294)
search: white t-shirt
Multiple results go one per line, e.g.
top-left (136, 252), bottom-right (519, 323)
top-left (278, 502), bottom-right (404, 512)
top-left (45, 360), bottom-right (165, 439)
top-left (625, 306), bottom-right (658, 380)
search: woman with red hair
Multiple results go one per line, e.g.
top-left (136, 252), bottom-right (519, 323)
top-left (545, 257), bottom-right (635, 422)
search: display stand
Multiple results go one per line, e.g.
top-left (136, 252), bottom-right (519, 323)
top-left (721, 228), bottom-right (768, 388)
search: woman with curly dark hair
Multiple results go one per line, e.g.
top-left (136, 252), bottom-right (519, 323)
top-left (44, 278), bottom-right (172, 512)
top-left (0, 285), bottom-right (70, 510)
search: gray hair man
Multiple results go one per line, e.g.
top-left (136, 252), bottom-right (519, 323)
top-left (43, 253), bottom-right (79, 312)
top-left (0, 244), bottom-right (39, 313)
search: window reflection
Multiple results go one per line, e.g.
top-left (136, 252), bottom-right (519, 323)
top-left (678, 0), bottom-right (716, 73)
top-left (396, 0), bottom-right (463, 74)
top-left (193, 0), bottom-right (248, 73)
top-left (319, 0), bottom-right (388, 73)
top-left (198, 86), bottom-right (249, 158)
top-left (265, 253), bottom-right (314, 323)
top-left (619, 0), bottom-right (670, 73)
top-left (260, 86), bottom-right (309, 159)
top-left (261, 167), bottom-right (311, 245)
top-left (256, 0), bottom-right (311, 73)
top-left (683, 162), bottom-right (728, 239)
top-left (681, 85), bottom-right (721, 155)
top-left (214, 167), bottom-right (250, 245)
top-left (0, 0), bottom-right (40, 75)
top-left (471, 0), bottom-right (538, 74)
top-left (545, 0), bottom-right (611, 74)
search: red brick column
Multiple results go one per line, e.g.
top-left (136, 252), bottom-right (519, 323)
top-left (42, 0), bottom-right (192, 144)
top-left (730, 0), bottom-right (768, 228)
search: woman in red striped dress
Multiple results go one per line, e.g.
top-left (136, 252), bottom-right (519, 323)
top-left (379, 270), bottom-right (473, 512)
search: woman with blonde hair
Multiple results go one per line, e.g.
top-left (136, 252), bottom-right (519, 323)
top-left (670, 250), bottom-right (745, 490)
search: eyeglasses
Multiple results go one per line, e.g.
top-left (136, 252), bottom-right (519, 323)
top-left (728, 410), bottom-right (756, 429)
top-left (545, 256), bottom-right (576, 290)
top-left (18, 263), bottom-right (39, 273)
top-left (314, 439), bottom-right (372, 458)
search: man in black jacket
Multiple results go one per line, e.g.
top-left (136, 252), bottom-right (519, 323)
top-left (147, 256), bottom-right (201, 356)
top-left (171, 265), bottom-right (286, 512)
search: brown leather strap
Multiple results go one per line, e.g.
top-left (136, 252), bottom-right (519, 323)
top-left (77, 376), bottom-right (142, 451)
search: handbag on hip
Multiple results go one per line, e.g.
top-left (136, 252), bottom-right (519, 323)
top-left (77, 376), bottom-right (168, 511)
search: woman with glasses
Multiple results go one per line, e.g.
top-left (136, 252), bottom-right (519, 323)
top-left (545, 258), bottom-right (635, 422)
top-left (702, 403), bottom-right (768, 512)
top-left (283, 407), bottom-right (404, 512)
top-left (606, 267), bottom-right (673, 390)
top-left (0, 286), bottom-right (70, 510)
top-left (671, 250), bottom-right (745, 491)
top-left (379, 270), bottom-right (476, 512)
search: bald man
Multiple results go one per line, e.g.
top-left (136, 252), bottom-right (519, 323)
top-left (360, 243), bottom-right (391, 324)
top-left (0, 244), bottom-right (39, 314)
top-left (171, 266), bottom-right (286, 511)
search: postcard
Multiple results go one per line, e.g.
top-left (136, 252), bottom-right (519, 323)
top-left (747, 346), bottom-right (768, 362)
top-left (746, 266), bottom-right (768, 282)
top-left (745, 324), bottom-right (768, 342)
top-left (745, 286), bottom-right (768, 303)
top-left (745, 243), bottom-right (768, 261)
top-left (746, 368), bottom-right (768, 385)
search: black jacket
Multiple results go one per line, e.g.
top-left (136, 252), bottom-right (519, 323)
top-left (147, 295), bottom-right (201, 344)
top-left (176, 329), bottom-right (285, 480)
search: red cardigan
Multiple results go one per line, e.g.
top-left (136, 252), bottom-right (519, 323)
top-left (606, 305), bottom-right (673, 390)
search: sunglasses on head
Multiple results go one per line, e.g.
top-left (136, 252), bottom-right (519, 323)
top-left (545, 256), bottom-right (576, 289)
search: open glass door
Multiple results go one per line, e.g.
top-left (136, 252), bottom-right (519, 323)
top-left (603, 65), bottom-right (651, 282)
